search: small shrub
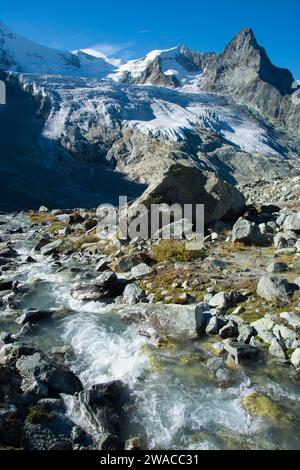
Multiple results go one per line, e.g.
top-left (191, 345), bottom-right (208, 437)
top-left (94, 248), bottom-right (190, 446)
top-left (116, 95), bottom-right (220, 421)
top-left (151, 240), bottom-right (204, 263)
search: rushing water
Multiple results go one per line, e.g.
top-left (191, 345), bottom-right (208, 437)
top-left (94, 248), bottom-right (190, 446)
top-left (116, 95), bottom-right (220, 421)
top-left (1, 214), bottom-right (300, 450)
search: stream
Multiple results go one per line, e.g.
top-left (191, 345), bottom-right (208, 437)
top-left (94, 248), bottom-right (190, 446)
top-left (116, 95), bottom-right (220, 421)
top-left (1, 214), bottom-right (300, 450)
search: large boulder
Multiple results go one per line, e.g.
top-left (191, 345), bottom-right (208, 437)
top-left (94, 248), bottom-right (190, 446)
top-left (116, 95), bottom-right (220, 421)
top-left (232, 217), bottom-right (269, 246)
top-left (126, 164), bottom-right (245, 229)
top-left (283, 213), bottom-right (300, 233)
top-left (16, 352), bottom-right (82, 397)
top-left (123, 283), bottom-right (145, 305)
top-left (71, 271), bottom-right (126, 302)
top-left (257, 275), bottom-right (296, 303)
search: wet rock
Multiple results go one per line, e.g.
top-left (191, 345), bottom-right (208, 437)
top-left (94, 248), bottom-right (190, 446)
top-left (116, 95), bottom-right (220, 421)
top-left (267, 262), bottom-right (288, 274)
top-left (195, 304), bottom-right (212, 338)
top-left (0, 332), bottom-right (14, 347)
top-left (257, 275), bottom-right (295, 302)
top-left (291, 349), bottom-right (300, 368)
top-left (224, 342), bottom-right (261, 365)
top-left (0, 343), bottom-right (37, 365)
top-left (232, 217), bottom-right (269, 246)
top-left (0, 247), bottom-right (18, 258)
top-left (0, 279), bottom-right (13, 291)
top-left (41, 240), bottom-right (63, 256)
top-left (123, 283), bottom-right (145, 305)
top-left (77, 381), bottom-right (128, 450)
top-left (26, 255), bottom-right (37, 263)
top-left (71, 271), bottom-right (126, 302)
top-left (241, 393), bottom-right (284, 422)
top-left (16, 352), bottom-right (83, 397)
top-left (219, 321), bottom-right (239, 339)
top-left (15, 308), bottom-right (57, 325)
top-left (0, 257), bottom-right (11, 266)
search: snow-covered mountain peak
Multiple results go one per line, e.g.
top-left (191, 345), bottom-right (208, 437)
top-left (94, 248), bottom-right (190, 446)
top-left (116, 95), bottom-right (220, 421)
top-left (0, 21), bottom-right (116, 77)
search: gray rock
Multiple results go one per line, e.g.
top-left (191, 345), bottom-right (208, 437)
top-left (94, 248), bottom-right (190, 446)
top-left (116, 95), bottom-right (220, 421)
top-left (280, 312), bottom-right (300, 330)
top-left (41, 240), bottom-right (63, 256)
top-left (269, 337), bottom-right (287, 360)
top-left (283, 213), bottom-right (300, 233)
top-left (39, 206), bottom-right (49, 213)
top-left (123, 283), bottom-right (145, 305)
top-left (232, 218), bottom-right (269, 246)
top-left (153, 218), bottom-right (194, 240)
top-left (16, 352), bottom-right (83, 397)
top-left (0, 247), bottom-right (18, 258)
top-left (126, 164), bottom-right (245, 228)
top-left (238, 324), bottom-right (256, 344)
top-left (224, 342), bottom-right (261, 365)
top-left (208, 291), bottom-right (244, 310)
top-left (291, 349), bottom-right (300, 368)
top-left (96, 258), bottom-right (111, 272)
top-left (273, 324), bottom-right (298, 350)
top-left (266, 262), bottom-right (288, 274)
top-left (206, 316), bottom-right (227, 335)
top-left (131, 263), bottom-right (155, 278)
top-left (257, 275), bottom-right (295, 302)
top-left (15, 308), bottom-right (56, 325)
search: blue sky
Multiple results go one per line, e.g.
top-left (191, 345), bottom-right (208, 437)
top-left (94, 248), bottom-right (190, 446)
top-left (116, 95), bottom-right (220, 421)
top-left (1, 0), bottom-right (300, 77)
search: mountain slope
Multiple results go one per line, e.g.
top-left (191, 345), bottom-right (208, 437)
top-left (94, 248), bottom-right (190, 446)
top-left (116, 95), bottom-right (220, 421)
top-left (0, 23), bottom-right (299, 211)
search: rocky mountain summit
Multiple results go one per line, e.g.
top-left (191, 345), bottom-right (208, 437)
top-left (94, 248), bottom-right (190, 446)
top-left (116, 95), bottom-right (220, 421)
top-left (0, 23), bottom-right (299, 210)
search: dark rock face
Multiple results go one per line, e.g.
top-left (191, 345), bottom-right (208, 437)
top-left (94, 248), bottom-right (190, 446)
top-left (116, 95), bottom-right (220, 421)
top-left (77, 381), bottom-right (129, 450)
top-left (201, 28), bottom-right (299, 135)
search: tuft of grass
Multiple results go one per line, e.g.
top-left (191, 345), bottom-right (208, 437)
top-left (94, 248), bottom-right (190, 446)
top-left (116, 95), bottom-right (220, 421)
top-left (151, 240), bottom-right (204, 263)
top-left (46, 223), bottom-right (65, 234)
top-left (28, 211), bottom-right (57, 225)
top-left (27, 406), bottom-right (55, 424)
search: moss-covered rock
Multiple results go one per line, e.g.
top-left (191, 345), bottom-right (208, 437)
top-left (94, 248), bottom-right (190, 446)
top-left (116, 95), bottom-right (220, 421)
top-left (241, 393), bottom-right (289, 427)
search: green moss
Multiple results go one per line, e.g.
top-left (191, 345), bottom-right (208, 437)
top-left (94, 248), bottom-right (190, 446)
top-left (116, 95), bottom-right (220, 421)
top-left (46, 223), bottom-right (65, 233)
top-left (27, 406), bottom-right (55, 424)
top-left (241, 393), bottom-right (290, 427)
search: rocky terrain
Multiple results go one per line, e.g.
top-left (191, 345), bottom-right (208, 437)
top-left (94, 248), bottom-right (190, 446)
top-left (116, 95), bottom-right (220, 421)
top-left (1, 178), bottom-right (300, 450)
